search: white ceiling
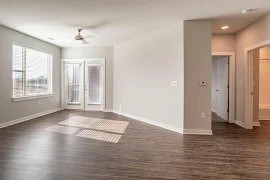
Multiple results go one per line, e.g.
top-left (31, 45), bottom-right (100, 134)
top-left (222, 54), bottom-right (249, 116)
top-left (0, 0), bottom-right (269, 47)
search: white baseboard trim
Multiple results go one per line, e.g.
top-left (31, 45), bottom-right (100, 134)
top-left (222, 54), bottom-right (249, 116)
top-left (235, 120), bottom-right (245, 128)
top-left (113, 110), bottom-right (213, 135)
top-left (259, 115), bottom-right (270, 120)
top-left (253, 121), bottom-right (261, 127)
top-left (103, 109), bottom-right (114, 112)
top-left (260, 117), bottom-right (270, 120)
top-left (0, 108), bottom-right (62, 129)
top-left (113, 110), bottom-right (183, 134)
top-left (259, 104), bottom-right (270, 109)
top-left (259, 106), bottom-right (270, 121)
top-left (182, 129), bottom-right (213, 135)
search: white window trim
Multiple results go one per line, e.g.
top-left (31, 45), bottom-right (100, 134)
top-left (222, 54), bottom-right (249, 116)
top-left (12, 42), bottom-right (54, 101)
top-left (12, 93), bottom-right (53, 102)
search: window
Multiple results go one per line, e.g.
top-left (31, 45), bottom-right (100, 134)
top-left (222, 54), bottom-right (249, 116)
top-left (12, 44), bottom-right (52, 99)
top-left (88, 65), bottom-right (101, 104)
top-left (66, 64), bottom-right (80, 103)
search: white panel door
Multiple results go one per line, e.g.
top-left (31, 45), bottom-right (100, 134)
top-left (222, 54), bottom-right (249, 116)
top-left (216, 58), bottom-right (229, 120)
top-left (84, 63), bottom-right (104, 111)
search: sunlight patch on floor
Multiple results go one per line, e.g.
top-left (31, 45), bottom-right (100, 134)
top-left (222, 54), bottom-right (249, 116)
top-left (45, 116), bottom-right (129, 143)
top-left (76, 129), bottom-right (122, 143)
top-left (45, 125), bottom-right (79, 135)
top-left (58, 116), bottom-right (129, 133)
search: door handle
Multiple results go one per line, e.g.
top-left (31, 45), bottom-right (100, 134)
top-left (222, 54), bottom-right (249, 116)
top-left (216, 89), bottom-right (219, 91)
top-left (251, 92), bottom-right (253, 95)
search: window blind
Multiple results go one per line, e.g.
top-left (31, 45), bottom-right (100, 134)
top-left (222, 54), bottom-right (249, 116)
top-left (12, 44), bottom-right (52, 98)
top-left (88, 66), bottom-right (101, 104)
top-left (13, 45), bottom-right (24, 97)
top-left (67, 65), bottom-right (80, 103)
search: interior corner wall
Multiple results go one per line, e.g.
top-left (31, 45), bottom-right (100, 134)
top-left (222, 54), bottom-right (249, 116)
top-left (236, 13), bottom-right (270, 125)
top-left (0, 25), bottom-right (61, 125)
top-left (212, 34), bottom-right (236, 52)
top-left (113, 23), bottom-right (184, 131)
top-left (183, 20), bottom-right (212, 132)
top-left (260, 46), bottom-right (270, 59)
top-left (61, 47), bottom-right (114, 110)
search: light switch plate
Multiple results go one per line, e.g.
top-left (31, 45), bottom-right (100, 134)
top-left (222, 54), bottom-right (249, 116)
top-left (201, 113), bottom-right (206, 119)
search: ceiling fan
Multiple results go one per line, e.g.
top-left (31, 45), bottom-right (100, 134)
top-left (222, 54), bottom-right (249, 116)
top-left (74, 29), bottom-right (89, 44)
top-left (48, 29), bottom-right (94, 44)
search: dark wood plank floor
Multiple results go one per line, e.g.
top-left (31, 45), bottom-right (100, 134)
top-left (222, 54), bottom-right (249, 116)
top-left (212, 112), bottom-right (228, 122)
top-left (0, 110), bottom-right (270, 180)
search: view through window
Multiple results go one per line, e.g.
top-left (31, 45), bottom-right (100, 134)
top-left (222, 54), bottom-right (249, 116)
top-left (12, 44), bottom-right (52, 98)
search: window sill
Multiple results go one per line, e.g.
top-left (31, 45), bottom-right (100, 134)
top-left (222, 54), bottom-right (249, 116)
top-left (12, 94), bottom-right (53, 102)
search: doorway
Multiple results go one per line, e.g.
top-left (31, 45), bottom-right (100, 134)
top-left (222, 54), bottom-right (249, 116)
top-left (245, 45), bottom-right (270, 128)
top-left (212, 56), bottom-right (229, 122)
top-left (211, 52), bottom-right (235, 124)
top-left (63, 59), bottom-right (105, 111)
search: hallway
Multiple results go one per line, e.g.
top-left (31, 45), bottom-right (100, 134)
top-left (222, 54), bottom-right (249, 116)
top-left (212, 112), bottom-right (228, 123)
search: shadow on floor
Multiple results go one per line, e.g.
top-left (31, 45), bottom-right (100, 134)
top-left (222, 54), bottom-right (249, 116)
top-left (212, 112), bottom-right (228, 123)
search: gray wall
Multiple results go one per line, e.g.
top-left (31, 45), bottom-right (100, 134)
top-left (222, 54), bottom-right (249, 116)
top-left (0, 25), bottom-right (61, 124)
top-left (236, 13), bottom-right (270, 125)
top-left (113, 23), bottom-right (184, 130)
top-left (61, 47), bottom-right (114, 110)
top-left (212, 34), bottom-right (236, 52)
top-left (183, 20), bottom-right (212, 132)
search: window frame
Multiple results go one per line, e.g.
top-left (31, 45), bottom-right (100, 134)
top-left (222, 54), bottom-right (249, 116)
top-left (12, 42), bottom-right (53, 101)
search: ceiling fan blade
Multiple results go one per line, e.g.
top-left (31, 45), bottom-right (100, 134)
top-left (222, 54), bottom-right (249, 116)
top-left (83, 40), bottom-right (91, 44)
top-left (53, 36), bottom-right (74, 40)
top-left (83, 35), bottom-right (95, 39)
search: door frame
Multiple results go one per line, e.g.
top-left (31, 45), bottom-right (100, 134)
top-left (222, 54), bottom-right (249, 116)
top-left (244, 39), bottom-right (270, 129)
top-left (84, 61), bottom-right (105, 111)
top-left (61, 58), bottom-right (106, 111)
top-left (212, 52), bottom-right (236, 124)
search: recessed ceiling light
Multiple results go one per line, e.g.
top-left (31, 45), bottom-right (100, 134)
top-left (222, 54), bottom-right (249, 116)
top-left (221, 26), bottom-right (229, 30)
top-left (242, 9), bottom-right (255, 14)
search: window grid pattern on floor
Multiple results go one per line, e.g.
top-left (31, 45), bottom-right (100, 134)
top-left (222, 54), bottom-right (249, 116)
top-left (45, 125), bottom-right (79, 135)
top-left (58, 116), bottom-right (129, 133)
top-left (76, 129), bottom-right (122, 143)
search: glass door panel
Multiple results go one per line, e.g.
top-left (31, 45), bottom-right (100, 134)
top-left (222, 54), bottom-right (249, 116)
top-left (85, 63), bottom-right (104, 111)
top-left (65, 63), bottom-right (83, 110)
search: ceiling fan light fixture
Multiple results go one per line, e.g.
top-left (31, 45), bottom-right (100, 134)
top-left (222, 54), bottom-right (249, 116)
top-left (76, 39), bottom-right (84, 44)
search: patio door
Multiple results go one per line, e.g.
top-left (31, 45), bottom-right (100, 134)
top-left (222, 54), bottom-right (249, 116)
top-left (64, 60), bottom-right (105, 111)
